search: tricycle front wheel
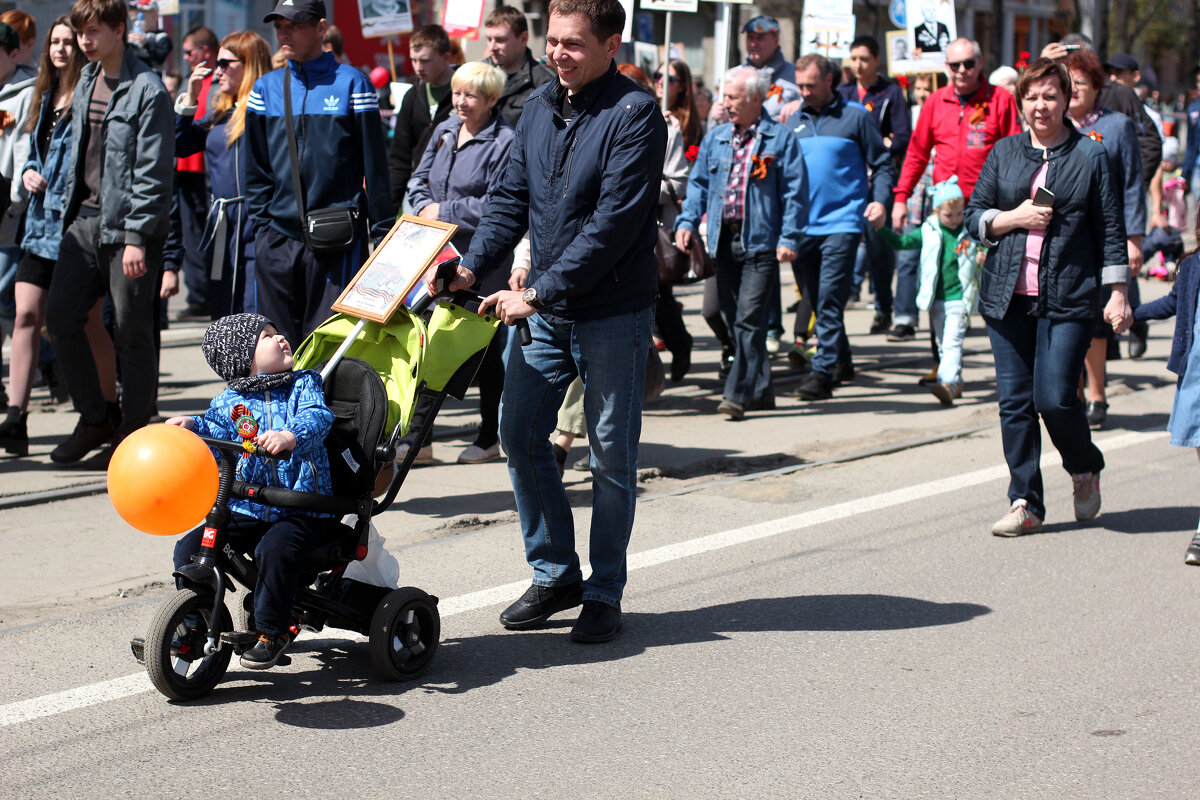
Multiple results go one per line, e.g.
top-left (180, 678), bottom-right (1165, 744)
top-left (145, 589), bottom-right (233, 701)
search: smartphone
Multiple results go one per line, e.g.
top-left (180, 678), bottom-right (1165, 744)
top-left (1060, 44), bottom-right (1082, 51)
top-left (1032, 186), bottom-right (1055, 207)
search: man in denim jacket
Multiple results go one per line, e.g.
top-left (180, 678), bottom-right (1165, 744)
top-left (676, 66), bottom-right (807, 420)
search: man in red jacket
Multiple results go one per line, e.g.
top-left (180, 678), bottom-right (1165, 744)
top-left (890, 38), bottom-right (1021, 230)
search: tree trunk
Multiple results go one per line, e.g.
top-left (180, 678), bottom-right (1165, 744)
top-left (991, 0), bottom-right (1004, 71)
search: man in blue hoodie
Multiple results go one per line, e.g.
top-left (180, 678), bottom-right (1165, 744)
top-left (787, 53), bottom-right (894, 401)
top-left (245, 0), bottom-right (393, 348)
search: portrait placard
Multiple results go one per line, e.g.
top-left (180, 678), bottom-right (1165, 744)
top-left (332, 215), bottom-right (457, 324)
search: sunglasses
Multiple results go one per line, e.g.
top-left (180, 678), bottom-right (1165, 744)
top-left (214, 58), bottom-right (240, 71)
top-left (653, 72), bottom-right (679, 84)
top-left (947, 59), bottom-right (977, 72)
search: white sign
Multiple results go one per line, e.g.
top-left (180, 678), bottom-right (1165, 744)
top-left (800, 4), bottom-right (856, 60)
top-left (906, 0), bottom-right (958, 66)
top-left (442, 0), bottom-right (486, 36)
top-left (358, 0), bottom-right (414, 38)
top-left (640, 0), bottom-right (699, 12)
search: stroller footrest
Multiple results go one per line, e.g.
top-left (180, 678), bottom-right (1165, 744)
top-left (220, 631), bottom-right (260, 648)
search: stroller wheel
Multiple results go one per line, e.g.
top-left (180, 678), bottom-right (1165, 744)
top-left (369, 587), bottom-right (440, 681)
top-left (145, 589), bottom-right (233, 701)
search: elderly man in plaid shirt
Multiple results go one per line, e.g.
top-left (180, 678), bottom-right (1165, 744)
top-left (676, 66), bottom-right (807, 420)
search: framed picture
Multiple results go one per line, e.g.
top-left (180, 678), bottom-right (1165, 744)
top-left (887, 29), bottom-right (926, 75)
top-left (331, 215), bottom-right (457, 324)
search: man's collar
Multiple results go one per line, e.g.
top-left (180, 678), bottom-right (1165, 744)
top-left (802, 92), bottom-right (840, 115)
top-left (556, 60), bottom-right (616, 109)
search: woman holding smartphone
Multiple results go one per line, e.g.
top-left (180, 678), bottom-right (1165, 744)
top-left (965, 58), bottom-right (1131, 536)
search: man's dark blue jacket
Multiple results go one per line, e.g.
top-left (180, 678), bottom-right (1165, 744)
top-left (245, 51), bottom-right (393, 242)
top-left (462, 61), bottom-right (667, 323)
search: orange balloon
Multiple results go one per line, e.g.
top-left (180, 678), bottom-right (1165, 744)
top-left (107, 424), bottom-right (219, 536)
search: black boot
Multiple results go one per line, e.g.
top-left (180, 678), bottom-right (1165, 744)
top-left (0, 407), bottom-right (29, 457)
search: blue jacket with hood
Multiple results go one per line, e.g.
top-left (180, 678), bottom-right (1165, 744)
top-left (245, 52), bottom-right (393, 242)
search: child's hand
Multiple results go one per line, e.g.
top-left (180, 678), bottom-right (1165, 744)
top-left (165, 416), bottom-right (194, 430)
top-left (255, 430), bottom-right (297, 455)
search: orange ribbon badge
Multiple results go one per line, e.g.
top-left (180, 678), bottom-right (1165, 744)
top-left (1087, 130), bottom-right (1103, 143)
top-left (750, 155), bottom-right (774, 181)
top-left (766, 84), bottom-right (783, 102)
top-left (967, 101), bottom-right (987, 126)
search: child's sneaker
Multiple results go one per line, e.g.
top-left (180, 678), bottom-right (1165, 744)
top-left (1185, 537), bottom-right (1200, 566)
top-left (991, 499), bottom-right (1043, 537)
top-left (929, 381), bottom-right (961, 406)
top-left (1072, 473), bottom-right (1101, 521)
top-left (240, 632), bottom-right (292, 670)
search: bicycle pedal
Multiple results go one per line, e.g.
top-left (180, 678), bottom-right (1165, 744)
top-left (220, 630), bottom-right (259, 648)
top-left (130, 636), bottom-right (145, 664)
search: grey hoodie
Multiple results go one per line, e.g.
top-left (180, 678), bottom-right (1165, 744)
top-left (0, 62), bottom-right (35, 246)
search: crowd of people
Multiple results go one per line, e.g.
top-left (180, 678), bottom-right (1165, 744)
top-left (3, 0), bottom-right (1200, 646)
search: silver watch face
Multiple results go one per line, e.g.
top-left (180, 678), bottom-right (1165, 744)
top-left (523, 288), bottom-right (537, 304)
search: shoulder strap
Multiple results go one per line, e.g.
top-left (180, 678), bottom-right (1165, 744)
top-left (283, 71), bottom-right (306, 223)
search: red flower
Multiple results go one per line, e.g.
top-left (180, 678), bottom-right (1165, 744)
top-left (1019, 51), bottom-right (1031, 61)
top-left (685, 145), bottom-right (699, 162)
top-left (897, 75), bottom-right (910, 89)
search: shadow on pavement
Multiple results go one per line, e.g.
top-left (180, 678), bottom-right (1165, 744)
top-left (1094, 505), bottom-right (1196, 535)
top-left (191, 594), bottom-right (990, 727)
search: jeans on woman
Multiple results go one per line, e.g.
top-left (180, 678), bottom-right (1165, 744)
top-left (985, 296), bottom-right (1105, 521)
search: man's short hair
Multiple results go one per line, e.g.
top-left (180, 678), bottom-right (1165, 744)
top-left (410, 24), bottom-right (451, 54)
top-left (323, 24), bottom-right (344, 56)
top-left (946, 37), bottom-right (983, 60)
top-left (485, 6), bottom-right (529, 37)
top-left (185, 25), bottom-right (217, 52)
top-left (796, 52), bottom-right (841, 89)
top-left (849, 35), bottom-right (880, 59)
top-left (724, 65), bottom-right (768, 100)
top-left (69, 0), bottom-right (129, 38)
top-left (547, 0), bottom-right (625, 42)
top-left (452, 61), bottom-right (507, 102)
top-left (0, 10), bottom-right (35, 47)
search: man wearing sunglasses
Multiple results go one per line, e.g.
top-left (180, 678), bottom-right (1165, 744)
top-left (891, 38), bottom-right (1020, 233)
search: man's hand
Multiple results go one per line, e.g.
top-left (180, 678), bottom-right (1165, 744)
top-left (417, 203), bottom-right (440, 220)
top-left (22, 169), bottom-right (46, 194)
top-left (1041, 42), bottom-right (1069, 61)
top-left (1128, 236), bottom-right (1144, 276)
top-left (421, 261), bottom-right (476, 295)
top-left (1104, 284), bottom-right (1133, 334)
top-left (160, 269), bottom-right (179, 298)
top-left (778, 99), bottom-right (802, 124)
top-left (508, 266), bottom-right (528, 290)
top-left (864, 201), bottom-right (886, 229)
top-left (710, 104), bottom-right (728, 126)
top-left (165, 416), bottom-right (194, 430)
top-left (255, 429), bottom-right (297, 455)
top-left (777, 245), bottom-right (797, 263)
top-left (891, 200), bottom-right (908, 231)
top-left (123, 244), bottom-right (147, 279)
top-left (479, 289), bottom-right (536, 325)
top-left (675, 228), bottom-right (693, 252)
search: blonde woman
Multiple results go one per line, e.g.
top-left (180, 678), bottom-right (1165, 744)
top-left (175, 30), bottom-right (271, 317)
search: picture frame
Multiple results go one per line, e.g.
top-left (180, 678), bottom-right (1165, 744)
top-left (887, 29), bottom-right (927, 76)
top-left (331, 215), bottom-right (457, 324)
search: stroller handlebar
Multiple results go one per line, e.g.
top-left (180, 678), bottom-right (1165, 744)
top-left (197, 434), bottom-right (293, 462)
top-left (413, 260), bottom-right (532, 346)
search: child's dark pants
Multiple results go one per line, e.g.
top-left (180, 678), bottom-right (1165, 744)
top-left (174, 513), bottom-right (341, 635)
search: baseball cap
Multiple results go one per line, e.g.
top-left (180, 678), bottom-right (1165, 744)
top-left (263, 0), bottom-right (327, 24)
top-left (1104, 53), bottom-right (1138, 72)
top-left (741, 15), bottom-right (780, 35)
top-left (0, 22), bottom-right (17, 54)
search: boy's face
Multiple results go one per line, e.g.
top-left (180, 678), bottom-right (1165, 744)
top-left (251, 326), bottom-right (293, 375)
top-left (75, 18), bottom-right (124, 63)
top-left (938, 201), bottom-right (964, 229)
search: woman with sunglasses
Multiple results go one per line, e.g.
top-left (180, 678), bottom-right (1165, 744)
top-left (174, 30), bottom-right (271, 319)
top-left (965, 57), bottom-right (1131, 537)
top-left (1, 16), bottom-right (94, 455)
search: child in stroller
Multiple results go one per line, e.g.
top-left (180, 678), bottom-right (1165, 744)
top-left (167, 313), bottom-right (339, 670)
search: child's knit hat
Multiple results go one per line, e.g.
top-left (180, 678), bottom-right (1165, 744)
top-left (201, 313), bottom-right (271, 383)
top-left (931, 176), bottom-right (963, 209)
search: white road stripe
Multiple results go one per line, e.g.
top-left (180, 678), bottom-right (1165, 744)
top-left (0, 429), bottom-right (1162, 727)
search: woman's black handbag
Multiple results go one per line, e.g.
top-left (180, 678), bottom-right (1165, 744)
top-left (656, 184), bottom-right (714, 285)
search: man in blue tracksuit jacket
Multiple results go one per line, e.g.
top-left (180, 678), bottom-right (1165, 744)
top-left (788, 54), bottom-right (894, 401)
top-left (245, 0), bottom-right (393, 348)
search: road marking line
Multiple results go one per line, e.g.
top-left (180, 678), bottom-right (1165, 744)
top-left (0, 429), bottom-right (1162, 727)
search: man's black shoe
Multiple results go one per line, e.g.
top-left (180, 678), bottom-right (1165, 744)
top-left (1128, 320), bottom-right (1148, 359)
top-left (886, 323), bottom-right (916, 342)
top-left (670, 350), bottom-right (691, 382)
top-left (50, 417), bottom-right (115, 464)
top-left (500, 581), bottom-right (583, 629)
top-left (869, 313), bottom-right (892, 334)
top-left (793, 371), bottom-right (833, 401)
top-left (831, 361), bottom-right (855, 386)
top-left (239, 632), bottom-right (292, 670)
top-left (570, 600), bottom-right (622, 643)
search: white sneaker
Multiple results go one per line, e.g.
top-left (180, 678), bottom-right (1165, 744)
top-left (395, 442), bottom-right (433, 467)
top-left (457, 442), bottom-right (501, 464)
top-left (991, 499), bottom-right (1043, 537)
top-left (765, 331), bottom-right (781, 356)
top-left (1072, 473), bottom-right (1101, 521)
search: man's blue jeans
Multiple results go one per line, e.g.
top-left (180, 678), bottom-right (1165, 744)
top-left (794, 232), bottom-right (859, 377)
top-left (985, 296), bottom-right (1105, 521)
top-left (894, 247), bottom-right (921, 327)
top-left (715, 225), bottom-right (777, 406)
top-left (499, 309), bottom-right (651, 608)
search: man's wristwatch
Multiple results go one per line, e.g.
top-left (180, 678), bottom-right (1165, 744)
top-left (522, 286), bottom-right (544, 310)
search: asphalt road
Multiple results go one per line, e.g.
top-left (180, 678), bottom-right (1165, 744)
top-left (1, 277), bottom-right (1196, 797)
